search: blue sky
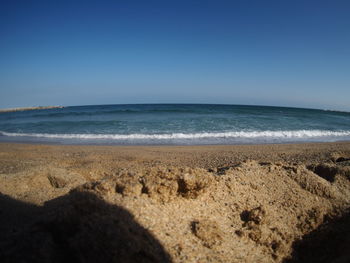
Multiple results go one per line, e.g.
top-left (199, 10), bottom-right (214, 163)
top-left (1, 0), bottom-right (349, 110)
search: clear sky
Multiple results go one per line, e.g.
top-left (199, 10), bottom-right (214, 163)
top-left (1, 0), bottom-right (349, 110)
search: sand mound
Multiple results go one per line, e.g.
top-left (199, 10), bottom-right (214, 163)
top-left (1, 145), bottom-right (350, 262)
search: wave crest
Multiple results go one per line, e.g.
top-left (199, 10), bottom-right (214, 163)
top-left (1, 130), bottom-right (350, 140)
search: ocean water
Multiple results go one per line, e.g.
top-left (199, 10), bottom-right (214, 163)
top-left (0, 104), bottom-right (350, 145)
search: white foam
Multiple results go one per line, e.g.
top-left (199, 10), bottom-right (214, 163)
top-left (1, 130), bottom-right (350, 140)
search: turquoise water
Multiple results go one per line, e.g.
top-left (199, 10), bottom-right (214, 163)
top-left (0, 104), bottom-right (350, 145)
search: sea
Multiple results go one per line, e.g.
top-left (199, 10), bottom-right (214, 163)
top-left (0, 104), bottom-right (350, 145)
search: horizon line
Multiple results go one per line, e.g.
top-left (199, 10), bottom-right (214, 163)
top-left (1, 102), bottom-right (349, 114)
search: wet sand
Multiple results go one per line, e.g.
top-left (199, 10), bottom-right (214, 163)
top-left (0, 142), bottom-right (350, 262)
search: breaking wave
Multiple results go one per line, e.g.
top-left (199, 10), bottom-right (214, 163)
top-left (1, 130), bottom-right (350, 141)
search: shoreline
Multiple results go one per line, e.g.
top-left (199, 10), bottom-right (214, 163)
top-left (1, 136), bottom-right (349, 147)
top-left (1, 141), bottom-right (350, 169)
top-left (1, 139), bottom-right (350, 150)
top-left (1, 141), bottom-right (350, 262)
top-left (0, 105), bottom-right (64, 113)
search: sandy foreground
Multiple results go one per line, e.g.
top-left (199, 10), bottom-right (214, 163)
top-left (0, 142), bottom-right (350, 262)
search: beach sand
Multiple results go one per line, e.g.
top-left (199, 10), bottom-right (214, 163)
top-left (0, 142), bottom-right (350, 262)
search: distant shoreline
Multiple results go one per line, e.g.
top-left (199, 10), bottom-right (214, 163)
top-left (0, 106), bottom-right (64, 113)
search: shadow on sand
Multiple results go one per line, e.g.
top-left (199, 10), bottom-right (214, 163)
top-left (0, 191), bottom-right (172, 263)
top-left (284, 210), bottom-right (350, 263)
